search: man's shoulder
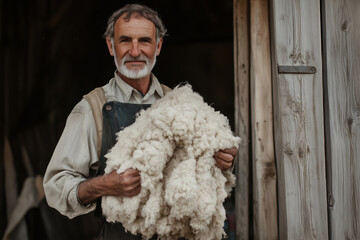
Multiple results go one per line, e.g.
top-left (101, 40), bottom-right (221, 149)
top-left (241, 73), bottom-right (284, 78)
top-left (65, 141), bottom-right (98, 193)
top-left (70, 83), bottom-right (108, 116)
top-left (83, 87), bottom-right (106, 109)
top-left (71, 98), bottom-right (93, 115)
top-left (160, 84), bottom-right (172, 95)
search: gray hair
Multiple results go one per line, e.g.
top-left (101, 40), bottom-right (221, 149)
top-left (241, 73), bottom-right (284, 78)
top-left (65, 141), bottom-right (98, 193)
top-left (103, 4), bottom-right (167, 41)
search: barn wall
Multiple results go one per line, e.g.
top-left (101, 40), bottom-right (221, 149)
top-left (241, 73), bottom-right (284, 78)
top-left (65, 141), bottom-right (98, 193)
top-left (233, 0), bottom-right (360, 239)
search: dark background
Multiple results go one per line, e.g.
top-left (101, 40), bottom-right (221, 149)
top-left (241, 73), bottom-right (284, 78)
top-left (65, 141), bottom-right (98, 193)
top-left (1, 0), bottom-right (235, 238)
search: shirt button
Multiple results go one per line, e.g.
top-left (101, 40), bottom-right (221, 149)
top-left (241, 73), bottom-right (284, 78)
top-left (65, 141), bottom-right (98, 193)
top-left (106, 105), bottom-right (112, 111)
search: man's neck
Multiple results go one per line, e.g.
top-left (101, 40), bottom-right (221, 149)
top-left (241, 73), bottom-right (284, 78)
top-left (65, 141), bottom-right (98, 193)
top-left (117, 72), bottom-right (152, 95)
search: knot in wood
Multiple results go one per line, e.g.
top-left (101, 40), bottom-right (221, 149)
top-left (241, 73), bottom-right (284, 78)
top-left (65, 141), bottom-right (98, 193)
top-left (341, 21), bottom-right (349, 31)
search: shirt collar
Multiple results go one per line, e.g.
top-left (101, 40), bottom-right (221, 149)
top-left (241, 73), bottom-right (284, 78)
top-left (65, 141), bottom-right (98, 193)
top-left (114, 71), bottom-right (164, 103)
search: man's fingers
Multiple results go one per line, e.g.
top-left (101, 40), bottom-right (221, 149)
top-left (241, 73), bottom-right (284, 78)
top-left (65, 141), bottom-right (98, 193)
top-left (125, 180), bottom-right (141, 190)
top-left (123, 168), bottom-right (140, 176)
top-left (131, 185), bottom-right (141, 196)
top-left (214, 156), bottom-right (232, 169)
top-left (125, 184), bottom-right (141, 197)
top-left (122, 173), bottom-right (141, 187)
top-left (215, 152), bottom-right (234, 162)
top-left (221, 147), bottom-right (238, 156)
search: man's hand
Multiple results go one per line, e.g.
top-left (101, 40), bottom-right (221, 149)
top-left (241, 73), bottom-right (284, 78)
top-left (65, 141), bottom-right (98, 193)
top-left (104, 168), bottom-right (141, 197)
top-left (214, 147), bottom-right (238, 171)
top-left (78, 168), bottom-right (141, 206)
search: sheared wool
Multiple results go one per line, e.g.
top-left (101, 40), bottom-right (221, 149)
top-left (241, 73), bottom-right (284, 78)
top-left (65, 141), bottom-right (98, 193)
top-left (102, 85), bottom-right (241, 240)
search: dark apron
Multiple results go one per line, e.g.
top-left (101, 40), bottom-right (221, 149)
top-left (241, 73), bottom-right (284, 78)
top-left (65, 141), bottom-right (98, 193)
top-left (95, 101), bottom-right (156, 240)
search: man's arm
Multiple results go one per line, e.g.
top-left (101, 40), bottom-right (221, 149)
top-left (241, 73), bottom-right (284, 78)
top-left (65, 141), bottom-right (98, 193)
top-left (44, 100), bottom-right (101, 218)
top-left (214, 147), bottom-right (238, 171)
top-left (44, 97), bottom-right (146, 218)
top-left (79, 147), bottom-right (237, 206)
top-left (78, 169), bottom-right (141, 206)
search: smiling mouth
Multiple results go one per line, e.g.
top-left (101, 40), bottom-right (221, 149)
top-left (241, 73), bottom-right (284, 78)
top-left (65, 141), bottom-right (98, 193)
top-left (125, 61), bottom-right (146, 65)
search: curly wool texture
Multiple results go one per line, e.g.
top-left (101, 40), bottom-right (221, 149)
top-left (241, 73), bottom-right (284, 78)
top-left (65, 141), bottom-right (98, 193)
top-left (102, 85), bottom-right (241, 240)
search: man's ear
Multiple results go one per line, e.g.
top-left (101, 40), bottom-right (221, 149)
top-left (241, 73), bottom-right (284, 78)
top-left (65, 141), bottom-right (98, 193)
top-left (106, 37), bottom-right (114, 56)
top-left (156, 37), bottom-right (163, 56)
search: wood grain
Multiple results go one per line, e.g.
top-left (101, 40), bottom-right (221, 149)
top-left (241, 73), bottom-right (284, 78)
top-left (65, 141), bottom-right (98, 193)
top-left (323, 0), bottom-right (360, 239)
top-left (270, 0), bottom-right (328, 239)
top-left (233, 0), bottom-right (250, 239)
top-left (250, 0), bottom-right (278, 239)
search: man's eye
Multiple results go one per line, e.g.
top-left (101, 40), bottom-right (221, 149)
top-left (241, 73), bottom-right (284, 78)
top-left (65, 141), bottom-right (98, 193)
top-left (140, 39), bottom-right (152, 43)
top-left (120, 39), bottom-right (129, 43)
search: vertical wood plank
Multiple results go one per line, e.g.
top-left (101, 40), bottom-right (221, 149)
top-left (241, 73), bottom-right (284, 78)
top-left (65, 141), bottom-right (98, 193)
top-left (233, 0), bottom-right (250, 239)
top-left (250, 0), bottom-right (278, 239)
top-left (270, 0), bottom-right (328, 239)
top-left (323, 0), bottom-right (360, 239)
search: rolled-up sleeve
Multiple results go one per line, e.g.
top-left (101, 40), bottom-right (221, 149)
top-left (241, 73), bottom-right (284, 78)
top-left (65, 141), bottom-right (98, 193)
top-left (43, 99), bottom-right (99, 218)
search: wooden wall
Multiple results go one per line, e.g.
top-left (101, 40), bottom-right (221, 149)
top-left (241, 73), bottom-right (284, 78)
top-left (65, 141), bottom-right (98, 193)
top-left (234, 0), bottom-right (360, 239)
top-left (323, 0), bottom-right (360, 239)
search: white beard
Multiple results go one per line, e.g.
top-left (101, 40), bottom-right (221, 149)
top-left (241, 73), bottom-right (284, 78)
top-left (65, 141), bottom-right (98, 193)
top-left (112, 41), bottom-right (157, 79)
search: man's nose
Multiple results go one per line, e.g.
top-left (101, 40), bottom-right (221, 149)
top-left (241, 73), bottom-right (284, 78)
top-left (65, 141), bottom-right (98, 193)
top-left (129, 41), bottom-right (141, 57)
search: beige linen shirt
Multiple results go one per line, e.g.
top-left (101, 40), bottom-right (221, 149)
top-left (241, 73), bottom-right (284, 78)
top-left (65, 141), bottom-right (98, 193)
top-left (43, 72), bottom-right (164, 219)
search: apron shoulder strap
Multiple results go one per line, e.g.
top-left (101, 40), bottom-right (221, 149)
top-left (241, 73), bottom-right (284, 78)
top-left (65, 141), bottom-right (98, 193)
top-left (83, 87), bottom-right (106, 157)
top-left (83, 84), bottom-right (170, 158)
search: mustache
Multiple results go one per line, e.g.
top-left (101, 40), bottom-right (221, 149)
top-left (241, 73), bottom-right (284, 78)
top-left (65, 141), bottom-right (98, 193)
top-left (122, 54), bottom-right (149, 63)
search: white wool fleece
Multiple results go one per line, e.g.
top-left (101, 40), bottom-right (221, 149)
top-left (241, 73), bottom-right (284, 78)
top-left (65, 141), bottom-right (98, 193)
top-left (102, 85), bottom-right (241, 240)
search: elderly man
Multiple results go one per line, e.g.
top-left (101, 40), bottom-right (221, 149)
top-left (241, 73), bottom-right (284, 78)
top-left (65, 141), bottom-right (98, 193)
top-left (43, 4), bottom-right (237, 239)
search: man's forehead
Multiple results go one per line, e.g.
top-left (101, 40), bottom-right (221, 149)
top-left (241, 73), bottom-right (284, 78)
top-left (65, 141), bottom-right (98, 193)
top-left (115, 14), bottom-right (156, 33)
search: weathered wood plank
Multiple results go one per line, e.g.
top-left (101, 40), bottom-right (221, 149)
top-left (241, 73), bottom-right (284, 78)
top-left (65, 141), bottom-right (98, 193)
top-left (323, 0), bottom-right (360, 239)
top-left (250, 0), bottom-right (278, 239)
top-left (233, 0), bottom-right (250, 239)
top-left (270, 0), bottom-right (328, 239)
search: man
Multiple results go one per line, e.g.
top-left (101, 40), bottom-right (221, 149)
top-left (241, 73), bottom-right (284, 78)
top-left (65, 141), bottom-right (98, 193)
top-left (43, 4), bottom-right (237, 239)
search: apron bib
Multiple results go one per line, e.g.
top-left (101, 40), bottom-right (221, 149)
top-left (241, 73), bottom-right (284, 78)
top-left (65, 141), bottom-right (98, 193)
top-left (95, 101), bottom-right (155, 240)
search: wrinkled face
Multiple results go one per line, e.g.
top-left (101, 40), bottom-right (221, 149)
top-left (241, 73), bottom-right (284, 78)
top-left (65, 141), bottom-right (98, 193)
top-left (106, 15), bottom-right (163, 79)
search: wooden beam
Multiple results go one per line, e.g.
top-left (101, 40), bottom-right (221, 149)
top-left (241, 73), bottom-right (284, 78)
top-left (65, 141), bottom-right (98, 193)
top-left (250, 0), bottom-right (278, 239)
top-left (233, 0), bottom-right (250, 239)
top-left (270, 0), bottom-right (328, 239)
